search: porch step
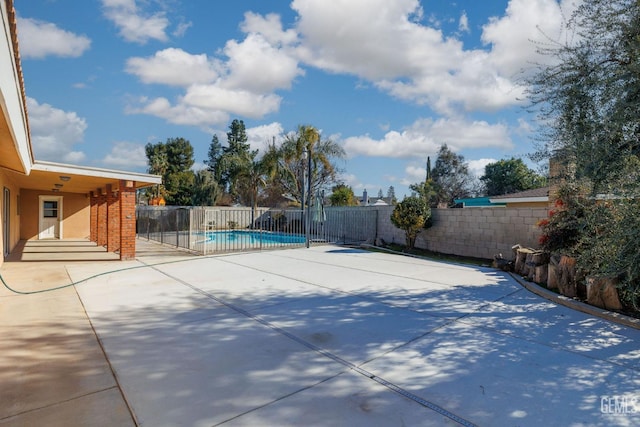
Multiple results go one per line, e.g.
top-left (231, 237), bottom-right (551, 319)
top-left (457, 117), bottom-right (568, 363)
top-left (22, 240), bottom-right (107, 253)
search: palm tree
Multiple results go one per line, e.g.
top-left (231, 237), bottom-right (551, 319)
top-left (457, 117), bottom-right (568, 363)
top-left (145, 142), bottom-right (169, 201)
top-left (230, 148), bottom-right (278, 226)
top-left (275, 125), bottom-right (345, 205)
top-left (191, 169), bottom-right (221, 206)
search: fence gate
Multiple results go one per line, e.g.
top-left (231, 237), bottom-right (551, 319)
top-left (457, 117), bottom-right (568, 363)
top-left (318, 208), bottom-right (378, 245)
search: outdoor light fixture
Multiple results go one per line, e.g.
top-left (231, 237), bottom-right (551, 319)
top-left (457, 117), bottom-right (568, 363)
top-left (51, 188), bottom-right (59, 192)
top-left (54, 183), bottom-right (63, 188)
top-left (59, 176), bottom-right (71, 182)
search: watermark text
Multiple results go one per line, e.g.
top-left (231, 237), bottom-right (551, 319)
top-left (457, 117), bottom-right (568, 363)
top-left (601, 395), bottom-right (638, 415)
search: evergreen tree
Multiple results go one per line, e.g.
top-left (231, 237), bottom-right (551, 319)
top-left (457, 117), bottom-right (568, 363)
top-left (329, 184), bottom-right (358, 206)
top-left (206, 134), bottom-right (223, 181)
top-left (386, 186), bottom-right (397, 204)
top-left (208, 119), bottom-right (256, 203)
top-left (481, 158), bottom-right (547, 196)
top-left (145, 137), bottom-right (196, 205)
top-left (527, 0), bottom-right (640, 309)
top-left (390, 196), bottom-right (431, 249)
top-left (192, 169), bottom-right (221, 206)
top-left (430, 144), bottom-right (472, 207)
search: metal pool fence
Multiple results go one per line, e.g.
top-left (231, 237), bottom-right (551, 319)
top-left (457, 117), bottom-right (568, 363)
top-left (136, 206), bottom-right (378, 255)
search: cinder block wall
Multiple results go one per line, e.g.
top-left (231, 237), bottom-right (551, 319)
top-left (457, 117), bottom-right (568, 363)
top-left (374, 206), bottom-right (547, 260)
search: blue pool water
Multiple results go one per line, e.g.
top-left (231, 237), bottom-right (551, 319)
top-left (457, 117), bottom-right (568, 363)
top-left (203, 230), bottom-right (305, 245)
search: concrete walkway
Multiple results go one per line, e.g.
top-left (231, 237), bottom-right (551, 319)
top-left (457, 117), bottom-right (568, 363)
top-left (2, 241), bottom-right (640, 426)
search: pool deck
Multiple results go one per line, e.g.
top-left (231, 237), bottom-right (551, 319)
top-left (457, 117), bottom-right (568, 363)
top-left (1, 240), bottom-right (640, 426)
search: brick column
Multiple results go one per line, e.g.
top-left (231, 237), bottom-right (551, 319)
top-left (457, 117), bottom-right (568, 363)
top-left (90, 191), bottom-right (98, 243)
top-left (97, 190), bottom-right (107, 247)
top-left (107, 184), bottom-right (120, 253)
top-left (119, 180), bottom-right (136, 260)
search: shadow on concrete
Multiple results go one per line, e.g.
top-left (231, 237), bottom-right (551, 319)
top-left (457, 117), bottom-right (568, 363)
top-left (6, 239), bottom-right (119, 262)
top-left (71, 255), bottom-right (640, 427)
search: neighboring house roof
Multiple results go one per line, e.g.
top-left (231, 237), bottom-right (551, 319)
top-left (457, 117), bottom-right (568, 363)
top-left (1, 0), bottom-right (161, 192)
top-left (489, 187), bottom-right (549, 204)
top-left (454, 197), bottom-right (506, 208)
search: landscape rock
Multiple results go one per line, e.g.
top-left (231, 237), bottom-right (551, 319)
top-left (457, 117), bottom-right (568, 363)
top-left (586, 276), bottom-right (623, 311)
top-left (547, 254), bottom-right (561, 290)
top-left (557, 255), bottom-right (577, 298)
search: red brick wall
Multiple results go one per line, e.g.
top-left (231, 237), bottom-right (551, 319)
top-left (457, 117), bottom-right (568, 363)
top-left (119, 180), bottom-right (136, 260)
top-left (90, 191), bottom-right (98, 243)
top-left (97, 193), bottom-right (107, 247)
top-left (107, 184), bottom-right (120, 252)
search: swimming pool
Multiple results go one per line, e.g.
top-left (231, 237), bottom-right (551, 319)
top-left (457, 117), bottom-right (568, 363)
top-left (201, 230), bottom-right (306, 245)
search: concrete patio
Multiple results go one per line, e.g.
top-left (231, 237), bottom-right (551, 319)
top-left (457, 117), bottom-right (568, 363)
top-left (1, 240), bottom-right (639, 426)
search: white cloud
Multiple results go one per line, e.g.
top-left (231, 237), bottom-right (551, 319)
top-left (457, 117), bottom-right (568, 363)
top-left (481, 0), bottom-right (580, 77)
top-left (342, 117), bottom-right (513, 159)
top-left (459, 11), bottom-right (470, 33)
top-left (173, 19), bottom-right (192, 38)
top-left (181, 85), bottom-right (282, 119)
top-left (336, 173), bottom-right (361, 190)
top-left (191, 162), bottom-right (208, 172)
top-left (127, 14), bottom-right (303, 128)
top-left (343, 131), bottom-right (433, 159)
top-left (223, 33), bottom-right (303, 93)
top-left (124, 1), bottom-right (578, 139)
top-left (102, 0), bottom-right (169, 44)
top-left (293, 0), bottom-right (458, 81)
top-left (247, 122), bottom-right (284, 153)
top-left (405, 164), bottom-right (427, 183)
top-left (515, 118), bottom-right (533, 135)
top-left (467, 158), bottom-right (497, 177)
top-left (103, 141), bottom-right (147, 168)
top-left (125, 48), bottom-right (221, 87)
top-left (287, 0), bottom-right (585, 115)
top-left (18, 17), bottom-right (91, 59)
top-left (27, 97), bottom-right (87, 163)
top-left (126, 96), bottom-right (229, 128)
top-left (334, 173), bottom-right (381, 195)
top-left (241, 12), bottom-right (298, 46)
top-left (290, 0), bottom-right (528, 114)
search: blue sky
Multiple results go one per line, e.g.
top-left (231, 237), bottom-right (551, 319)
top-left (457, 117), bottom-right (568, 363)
top-left (16, 0), bottom-right (577, 199)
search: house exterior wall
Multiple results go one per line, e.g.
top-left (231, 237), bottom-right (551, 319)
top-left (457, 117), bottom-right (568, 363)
top-left (505, 201), bottom-right (547, 208)
top-left (375, 206), bottom-right (547, 260)
top-left (20, 189), bottom-right (90, 240)
top-left (0, 169), bottom-right (21, 264)
top-left (119, 180), bottom-right (136, 260)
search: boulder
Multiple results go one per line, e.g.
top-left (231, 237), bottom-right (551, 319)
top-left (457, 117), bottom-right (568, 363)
top-left (557, 255), bottom-right (577, 298)
top-left (586, 277), bottom-right (623, 311)
top-left (493, 254), bottom-right (514, 272)
top-left (534, 264), bottom-right (548, 285)
top-left (515, 248), bottom-right (535, 276)
top-left (524, 250), bottom-right (548, 281)
top-left (547, 254), bottom-right (561, 290)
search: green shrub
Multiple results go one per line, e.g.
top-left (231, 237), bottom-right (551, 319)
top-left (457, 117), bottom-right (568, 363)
top-left (390, 196), bottom-right (431, 249)
top-left (539, 182), bottom-right (640, 311)
top-left (537, 184), bottom-right (588, 255)
top-left (578, 199), bottom-right (640, 310)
